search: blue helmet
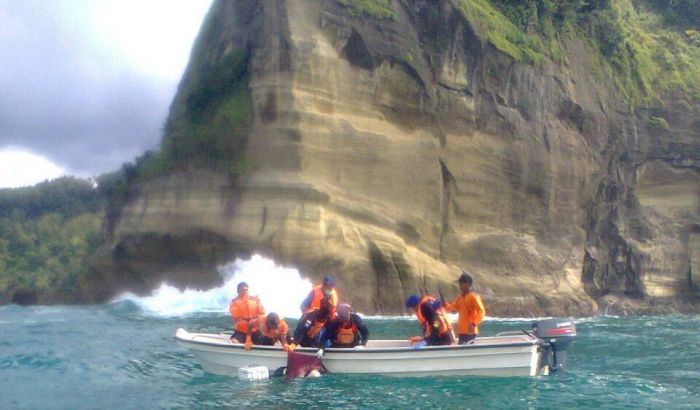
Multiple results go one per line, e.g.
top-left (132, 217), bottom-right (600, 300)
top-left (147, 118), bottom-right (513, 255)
top-left (405, 294), bottom-right (421, 308)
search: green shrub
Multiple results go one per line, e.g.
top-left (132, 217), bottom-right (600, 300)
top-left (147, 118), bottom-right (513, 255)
top-left (454, 0), bottom-right (700, 105)
top-left (456, 0), bottom-right (545, 64)
top-left (338, 0), bottom-right (395, 19)
top-left (649, 116), bottom-right (670, 129)
top-left (0, 177), bottom-right (102, 219)
top-left (0, 182), bottom-right (103, 297)
top-left (186, 50), bottom-right (250, 123)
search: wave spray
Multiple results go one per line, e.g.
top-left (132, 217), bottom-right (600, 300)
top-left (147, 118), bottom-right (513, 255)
top-left (114, 254), bottom-right (312, 318)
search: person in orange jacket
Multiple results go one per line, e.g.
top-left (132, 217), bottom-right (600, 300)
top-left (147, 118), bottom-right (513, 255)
top-left (293, 299), bottom-right (332, 348)
top-left (228, 281), bottom-right (265, 343)
top-left (244, 312), bottom-right (293, 351)
top-left (441, 272), bottom-right (485, 344)
top-left (300, 275), bottom-right (338, 319)
top-left (405, 294), bottom-right (455, 346)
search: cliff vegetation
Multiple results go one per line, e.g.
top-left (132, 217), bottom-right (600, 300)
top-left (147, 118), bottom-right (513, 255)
top-left (101, 46), bottom-right (253, 226)
top-left (458, 0), bottom-right (700, 105)
top-left (0, 178), bottom-right (103, 304)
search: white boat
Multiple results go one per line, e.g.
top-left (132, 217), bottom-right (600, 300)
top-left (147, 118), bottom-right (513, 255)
top-left (175, 318), bottom-right (576, 377)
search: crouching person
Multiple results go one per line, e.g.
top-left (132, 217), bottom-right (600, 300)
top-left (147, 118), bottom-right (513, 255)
top-left (293, 300), bottom-right (331, 348)
top-left (320, 303), bottom-right (369, 349)
top-left (244, 313), bottom-right (292, 352)
top-left (405, 294), bottom-right (455, 346)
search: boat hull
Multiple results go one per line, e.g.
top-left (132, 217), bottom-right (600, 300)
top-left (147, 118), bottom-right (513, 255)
top-left (176, 329), bottom-right (546, 377)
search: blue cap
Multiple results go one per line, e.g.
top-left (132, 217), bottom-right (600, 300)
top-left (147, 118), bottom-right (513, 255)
top-left (323, 276), bottom-right (336, 286)
top-left (405, 294), bottom-right (420, 308)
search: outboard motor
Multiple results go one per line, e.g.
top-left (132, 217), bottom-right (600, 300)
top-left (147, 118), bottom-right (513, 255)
top-left (532, 318), bottom-right (577, 373)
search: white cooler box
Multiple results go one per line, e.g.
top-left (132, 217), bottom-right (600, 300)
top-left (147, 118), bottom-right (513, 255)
top-left (238, 365), bottom-right (270, 381)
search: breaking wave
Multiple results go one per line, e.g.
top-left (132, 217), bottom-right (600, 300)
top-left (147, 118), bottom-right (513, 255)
top-left (113, 254), bottom-right (312, 319)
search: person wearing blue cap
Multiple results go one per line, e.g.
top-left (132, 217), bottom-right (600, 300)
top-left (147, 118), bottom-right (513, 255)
top-left (300, 275), bottom-right (338, 319)
top-left (405, 293), bottom-right (454, 346)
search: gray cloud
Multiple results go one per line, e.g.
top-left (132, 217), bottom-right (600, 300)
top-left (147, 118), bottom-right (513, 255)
top-left (0, 0), bottom-right (187, 176)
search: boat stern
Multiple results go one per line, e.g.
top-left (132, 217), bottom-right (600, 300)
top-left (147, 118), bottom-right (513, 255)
top-left (532, 318), bottom-right (577, 373)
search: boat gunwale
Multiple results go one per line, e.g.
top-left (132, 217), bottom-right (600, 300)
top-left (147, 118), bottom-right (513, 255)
top-left (175, 330), bottom-right (541, 354)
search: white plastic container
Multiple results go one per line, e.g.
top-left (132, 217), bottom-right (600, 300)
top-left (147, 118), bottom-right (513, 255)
top-left (238, 365), bottom-right (270, 381)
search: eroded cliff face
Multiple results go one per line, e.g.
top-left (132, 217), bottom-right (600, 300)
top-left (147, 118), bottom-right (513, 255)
top-left (89, 0), bottom-right (700, 315)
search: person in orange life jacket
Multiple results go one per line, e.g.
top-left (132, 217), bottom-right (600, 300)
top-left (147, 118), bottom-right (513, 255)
top-left (405, 294), bottom-right (455, 346)
top-left (292, 299), bottom-right (332, 348)
top-left (300, 275), bottom-right (338, 319)
top-left (441, 272), bottom-right (485, 344)
top-left (244, 313), bottom-right (293, 351)
top-left (319, 303), bottom-right (369, 349)
top-left (228, 282), bottom-right (265, 343)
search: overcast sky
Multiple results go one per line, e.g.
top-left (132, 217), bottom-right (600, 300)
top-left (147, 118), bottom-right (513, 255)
top-left (0, 0), bottom-right (213, 188)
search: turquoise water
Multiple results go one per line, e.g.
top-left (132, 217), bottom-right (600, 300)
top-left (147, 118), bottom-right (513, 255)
top-left (1, 304), bottom-right (698, 409)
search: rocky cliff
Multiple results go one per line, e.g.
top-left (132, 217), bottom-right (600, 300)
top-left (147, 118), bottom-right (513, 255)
top-left (82, 0), bottom-right (700, 315)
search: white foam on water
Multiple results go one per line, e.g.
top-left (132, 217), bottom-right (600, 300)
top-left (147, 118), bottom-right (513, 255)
top-left (113, 254), bottom-right (312, 318)
top-left (111, 255), bottom-right (593, 321)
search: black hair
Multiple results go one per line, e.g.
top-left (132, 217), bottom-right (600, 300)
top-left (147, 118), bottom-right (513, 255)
top-left (458, 272), bottom-right (473, 285)
top-left (266, 312), bottom-right (279, 327)
top-left (237, 282), bottom-right (249, 292)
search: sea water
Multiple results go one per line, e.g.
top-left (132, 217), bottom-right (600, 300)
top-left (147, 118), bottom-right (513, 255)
top-left (1, 256), bottom-right (698, 409)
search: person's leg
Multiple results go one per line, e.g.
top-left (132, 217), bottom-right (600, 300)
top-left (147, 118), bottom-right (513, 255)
top-left (423, 333), bottom-right (450, 346)
top-left (458, 334), bottom-right (476, 344)
top-left (298, 335), bottom-right (314, 347)
top-left (425, 333), bottom-right (452, 346)
top-left (316, 328), bottom-right (329, 348)
top-left (251, 332), bottom-right (275, 346)
top-left (230, 330), bottom-right (246, 343)
top-left (438, 333), bottom-right (454, 345)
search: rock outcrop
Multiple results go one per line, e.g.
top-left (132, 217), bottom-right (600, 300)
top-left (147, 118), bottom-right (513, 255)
top-left (84, 0), bottom-right (700, 315)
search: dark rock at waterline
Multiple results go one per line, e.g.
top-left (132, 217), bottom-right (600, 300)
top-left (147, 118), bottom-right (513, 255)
top-left (11, 289), bottom-right (38, 306)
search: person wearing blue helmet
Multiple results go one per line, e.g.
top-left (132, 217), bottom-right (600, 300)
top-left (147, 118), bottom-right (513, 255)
top-left (405, 293), bottom-right (454, 346)
top-left (300, 275), bottom-right (338, 319)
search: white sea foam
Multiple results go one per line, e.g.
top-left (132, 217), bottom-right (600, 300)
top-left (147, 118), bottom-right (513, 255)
top-left (113, 254), bottom-right (598, 322)
top-left (113, 254), bottom-right (312, 318)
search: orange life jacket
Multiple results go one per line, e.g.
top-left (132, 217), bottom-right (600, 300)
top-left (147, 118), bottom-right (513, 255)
top-left (305, 285), bottom-right (338, 317)
top-left (251, 315), bottom-right (289, 339)
top-left (416, 296), bottom-right (453, 337)
top-left (334, 321), bottom-right (358, 345)
top-left (229, 295), bottom-right (264, 333)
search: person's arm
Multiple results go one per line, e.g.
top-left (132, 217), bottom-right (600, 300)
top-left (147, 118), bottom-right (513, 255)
top-left (279, 322), bottom-right (292, 351)
top-left (420, 304), bottom-right (437, 337)
top-left (447, 328), bottom-right (456, 345)
top-left (255, 297), bottom-right (266, 317)
top-left (469, 294), bottom-right (485, 331)
top-left (244, 318), bottom-right (258, 350)
top-left (300, 290), bottom-right (313, 312)
top-left (329, 291), bottom-right (338, 319)
top-left (354, 315), bottom-right (369, 346)
top-left (318, 319), bottom-right (337, 348)
top-left (442, 295), bottom-right (460, 313)
top-left (293, 313), bottom-right (309, 344)
top-left (246, 318), bottom-right (255, 334)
